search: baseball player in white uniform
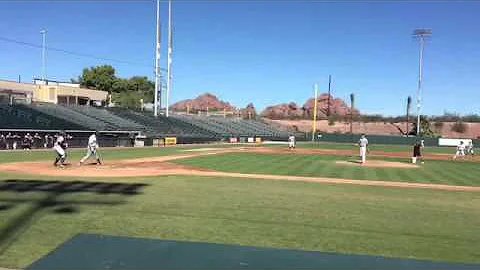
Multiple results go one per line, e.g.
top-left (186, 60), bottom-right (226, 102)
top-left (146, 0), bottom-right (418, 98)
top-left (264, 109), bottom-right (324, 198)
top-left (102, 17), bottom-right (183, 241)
top-left (288, 135), bottom-right (296, 149)
top-left (80, 132), bottom-right (102, 165)
top-left (358, 134), bottom-right (369, 164)
top-left (53, 131), bottom-right (68, 167)
top-left (466, 141), bottom-right (474, 158)
top-left (453, 141), bottom-right (466, 160)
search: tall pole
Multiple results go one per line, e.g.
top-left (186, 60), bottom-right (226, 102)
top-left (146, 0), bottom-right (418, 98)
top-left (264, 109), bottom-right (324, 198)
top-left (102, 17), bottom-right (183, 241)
top-left (166, 0), bottom-right (173, 117)
top-left (350, 93), bottom-right (355, 134)
top-left (154, 0), bottom-right (161, 117)
top-left (416, 37), bottom-right (424, 135)
top-left (406, 96), bottom-right (412, 136)
top-left (327, 75), bottom-right (331, 117)
top-left (40, 29), bottom-right (47, 81)
top-left (413, 29), bottom-right (431, 136)
top-left (312, 83), bottom-right (318, 141)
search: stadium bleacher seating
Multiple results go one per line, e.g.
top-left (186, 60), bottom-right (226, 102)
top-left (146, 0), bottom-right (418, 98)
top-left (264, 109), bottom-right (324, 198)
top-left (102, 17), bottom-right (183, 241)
top-left (108, 108), bottom-right (215, 138)
top-left (68, 106), bottom-right (145, 131)
top-left (0, 103), bottom-right (87, 130)
top-left (1, 102), bottom-right (288, 141)
top-left (172, 115), bottom-right (289, 138)
top-left (29, 103), bottom-right (108, 130)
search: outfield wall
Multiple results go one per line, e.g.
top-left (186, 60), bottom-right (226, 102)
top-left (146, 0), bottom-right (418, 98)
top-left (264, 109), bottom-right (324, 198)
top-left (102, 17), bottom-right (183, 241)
top-left (314, 133), bottom-right (480, 146)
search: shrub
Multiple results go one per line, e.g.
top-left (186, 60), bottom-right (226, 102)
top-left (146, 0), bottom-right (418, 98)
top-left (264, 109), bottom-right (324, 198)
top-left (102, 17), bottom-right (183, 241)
top-left (451, 121), bottom-right (467, 133)
top-left (328, 118), bottom-right (335, 126)
top-left (433, 122), bottom-right (444, 130)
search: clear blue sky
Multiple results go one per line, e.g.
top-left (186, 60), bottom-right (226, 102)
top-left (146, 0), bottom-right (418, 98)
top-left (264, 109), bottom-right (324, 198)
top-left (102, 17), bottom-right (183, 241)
top-left (1, 1), bottom-right (479, 116)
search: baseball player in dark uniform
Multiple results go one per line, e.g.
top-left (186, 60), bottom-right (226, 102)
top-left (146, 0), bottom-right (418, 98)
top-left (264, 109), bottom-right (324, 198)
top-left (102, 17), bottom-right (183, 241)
top-left (412, 141), bottom-right (424, 164)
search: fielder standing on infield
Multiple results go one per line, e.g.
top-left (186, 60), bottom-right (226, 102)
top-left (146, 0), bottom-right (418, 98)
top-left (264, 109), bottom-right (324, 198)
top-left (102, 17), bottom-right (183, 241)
top-left (79, 131), bottom-right (102, 165)
top-left (453, 141), bottom-right (466, 160)
top-left (288, 134), bottom-right (296, 149)
top-left (358, 134), bottom-right (369, 164)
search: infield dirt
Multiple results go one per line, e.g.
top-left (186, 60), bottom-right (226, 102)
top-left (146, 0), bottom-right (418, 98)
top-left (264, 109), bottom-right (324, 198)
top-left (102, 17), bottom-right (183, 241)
top-left (1, 147), bottom-right (478, 192)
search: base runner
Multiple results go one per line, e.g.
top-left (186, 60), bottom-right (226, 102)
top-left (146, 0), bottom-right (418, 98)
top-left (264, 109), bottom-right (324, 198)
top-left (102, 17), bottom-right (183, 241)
top-left (80, 131), bottom-right (102, 165)
top-left (453, 141), bottom-right (466, 160)
top-left (53, 131), bottom-right (68, 168)
top-left (466, 141), bottom-right (475, 158)
top-left (358, 134), bottom-right (369, 164)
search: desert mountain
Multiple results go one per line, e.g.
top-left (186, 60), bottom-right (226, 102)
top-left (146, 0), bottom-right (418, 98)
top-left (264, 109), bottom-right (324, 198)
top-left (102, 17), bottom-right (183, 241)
top-left (261, 94), bottom-right (359, 119)
top-left (170, 93), bottom-right (235, 112)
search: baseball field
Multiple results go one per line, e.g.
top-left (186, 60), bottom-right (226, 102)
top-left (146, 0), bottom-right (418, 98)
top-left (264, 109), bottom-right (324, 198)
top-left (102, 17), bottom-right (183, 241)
top-left (0, 142), bottom-right (479, 268)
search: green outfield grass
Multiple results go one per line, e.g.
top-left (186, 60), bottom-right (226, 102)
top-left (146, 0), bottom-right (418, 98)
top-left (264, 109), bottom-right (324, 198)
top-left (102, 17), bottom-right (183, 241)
top-left (295, 141), bottom-right (457, 154)
top-left (175, 153), bottom-right (480, 186)
top-left (0, 175), bottom-right (479, 268)
top-left (0, 141), bottom-right (455, 165)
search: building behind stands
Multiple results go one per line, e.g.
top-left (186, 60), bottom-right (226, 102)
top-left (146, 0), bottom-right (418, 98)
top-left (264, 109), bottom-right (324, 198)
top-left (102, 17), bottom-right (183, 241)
top-left (0, 79), bottom-right (108, 106)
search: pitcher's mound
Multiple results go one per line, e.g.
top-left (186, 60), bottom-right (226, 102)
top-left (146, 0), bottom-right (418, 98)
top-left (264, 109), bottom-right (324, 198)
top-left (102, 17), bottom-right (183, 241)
top-left (336, 160), bottom-right (419, 168)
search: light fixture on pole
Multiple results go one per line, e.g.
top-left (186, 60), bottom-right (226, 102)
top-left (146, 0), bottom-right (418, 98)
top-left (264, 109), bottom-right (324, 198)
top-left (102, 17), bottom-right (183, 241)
top-left (154, 0), bottom-right (162, 117)
top-left (40, 29), bottom-right (47, 81)
top-left (413, 29), bottom-right (431, 136)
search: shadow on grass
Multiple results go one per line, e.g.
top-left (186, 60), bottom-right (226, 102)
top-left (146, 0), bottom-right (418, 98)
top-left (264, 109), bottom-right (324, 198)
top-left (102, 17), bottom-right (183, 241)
top-left (347, 160), bottom-right (362, 164)
top-left (0, 179), bottom-right (148, 256)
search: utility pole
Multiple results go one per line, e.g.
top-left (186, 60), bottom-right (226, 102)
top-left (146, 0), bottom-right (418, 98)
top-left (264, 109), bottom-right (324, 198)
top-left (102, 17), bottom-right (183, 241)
top-left (312, 83), bottom-right (319, 141)
top-left (166, 0), bottom-right (173, 117)
top-left (327, 75), bottom-right (332, 117)
top-left (154, 0), bottom-right (161, 117)
top-left (413, 29), bottom-right (432, 136)
top-left (350, 93), bottom-right (355, 134)
top-left (40, 29), bottom-right (47, 81)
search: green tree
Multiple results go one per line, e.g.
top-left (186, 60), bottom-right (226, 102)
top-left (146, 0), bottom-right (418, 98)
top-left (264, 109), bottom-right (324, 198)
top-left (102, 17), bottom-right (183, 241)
top-left (112, 92), bottom-right (143, 109)
top-left (112, 78), bottom-right (130, 93)
top-left (77, 65), bottom-right (117, 93)
top-left (127, 76), bottom-right (154, 102)
top-left (73, 65), bottom-right (156, 109)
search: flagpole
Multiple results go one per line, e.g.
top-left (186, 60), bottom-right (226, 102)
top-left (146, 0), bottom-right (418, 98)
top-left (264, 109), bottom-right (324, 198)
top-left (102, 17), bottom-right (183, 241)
top-left (154, 0), bottom-right (161, 117)
top-left (312, 83), bottom-right (318, 141)
top-left (166, 0), bottom-right (173, 117)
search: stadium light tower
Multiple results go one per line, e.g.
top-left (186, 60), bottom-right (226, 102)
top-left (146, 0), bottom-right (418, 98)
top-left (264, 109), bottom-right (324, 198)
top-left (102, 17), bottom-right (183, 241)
top-left (166, 0), bottom-right (173, 117)
top-left (154, 0), bottom-right (162, 117)
top-left (413, 29), bottom-right (432, 136)
top-left (40, 29), bottom-right (47, 81)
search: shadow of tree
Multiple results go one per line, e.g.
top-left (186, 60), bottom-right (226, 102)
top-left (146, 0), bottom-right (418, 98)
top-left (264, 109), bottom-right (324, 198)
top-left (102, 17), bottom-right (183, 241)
top-left (0, 179), bottom-right (148, 256)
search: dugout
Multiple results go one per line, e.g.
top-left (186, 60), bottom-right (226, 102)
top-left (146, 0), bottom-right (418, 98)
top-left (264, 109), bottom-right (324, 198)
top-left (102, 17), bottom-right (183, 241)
top-left (0, 129), bottom-right (140, 149)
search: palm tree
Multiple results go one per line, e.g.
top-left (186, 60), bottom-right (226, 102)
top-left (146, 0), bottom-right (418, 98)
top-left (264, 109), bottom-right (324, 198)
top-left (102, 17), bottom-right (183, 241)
top-left (350, 93), bottom-right (355, 134)
top-left (406, 96), bottom-right (412, 135)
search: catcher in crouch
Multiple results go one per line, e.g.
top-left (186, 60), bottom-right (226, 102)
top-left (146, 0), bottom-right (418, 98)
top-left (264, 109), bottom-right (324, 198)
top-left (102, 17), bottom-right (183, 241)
top-left (80, 131), bottom-right (102, 165)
